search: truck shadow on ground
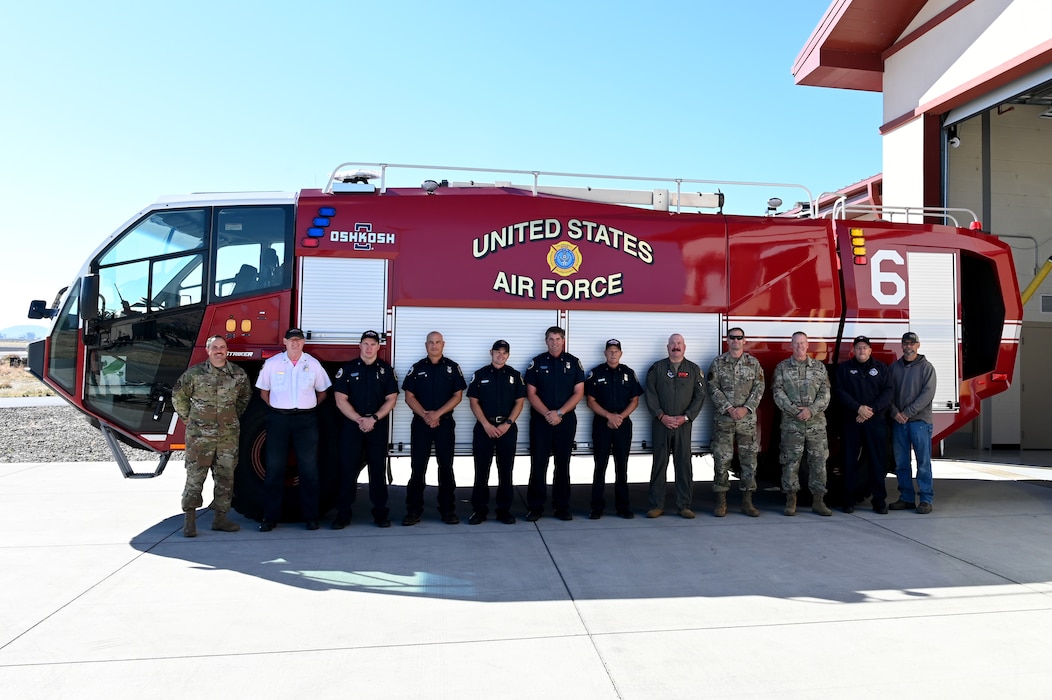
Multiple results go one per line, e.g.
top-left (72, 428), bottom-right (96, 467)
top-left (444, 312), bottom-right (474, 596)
top-left (130, 479), bottom-right (1052, 604)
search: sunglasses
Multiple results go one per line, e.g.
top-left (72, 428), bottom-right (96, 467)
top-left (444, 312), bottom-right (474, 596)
top-left (727, 335), bottom-right (745, 341)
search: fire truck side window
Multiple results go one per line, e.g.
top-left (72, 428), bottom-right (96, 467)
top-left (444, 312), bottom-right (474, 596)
top-left (212, 206), bottom-right (291, 300)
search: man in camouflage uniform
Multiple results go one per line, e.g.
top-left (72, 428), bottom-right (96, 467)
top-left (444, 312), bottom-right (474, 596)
top-left (707, 327), bottom-right (765, 517)
top-left (772, 332), bottom-right (832, 517)
top-left (172, 335), bottom-right (252, 537)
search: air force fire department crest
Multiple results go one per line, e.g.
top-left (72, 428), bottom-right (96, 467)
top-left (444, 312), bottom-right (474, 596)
top-left (547, 242), bottom-right (582, 277)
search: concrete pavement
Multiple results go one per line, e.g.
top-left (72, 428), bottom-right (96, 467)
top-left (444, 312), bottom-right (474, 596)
top-left (2, 454), bottom-right (1052, 698)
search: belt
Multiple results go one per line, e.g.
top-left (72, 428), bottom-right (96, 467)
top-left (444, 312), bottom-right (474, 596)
top-left (487, 416), bottom-right (509, 425)
top-left (271, 407), bottom-right (315, 415)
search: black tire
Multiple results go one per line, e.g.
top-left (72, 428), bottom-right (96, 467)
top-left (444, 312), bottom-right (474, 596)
top-left (232, 396), bottom-right (340, 522)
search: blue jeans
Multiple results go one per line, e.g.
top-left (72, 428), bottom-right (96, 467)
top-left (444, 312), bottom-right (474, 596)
top-left (892, 421), bottom-right (933, 504)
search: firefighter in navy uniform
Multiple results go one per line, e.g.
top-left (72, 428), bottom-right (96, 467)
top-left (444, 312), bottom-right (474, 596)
top-left (584, 339), bottom-right (643, 519)
top-left (525, 326), bottom-right (585, 521)
top-left (467, 339), bottom-right (526, 525)
top-left (332, 330), bottom-right (399, 528)
top-left (402, 331), bottom-right (466, 525)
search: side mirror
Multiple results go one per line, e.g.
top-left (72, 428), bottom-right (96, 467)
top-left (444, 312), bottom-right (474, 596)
top-left (27, 300), bottom-right (55, 319)
top-left (80, 274), bottom-right (100, 324)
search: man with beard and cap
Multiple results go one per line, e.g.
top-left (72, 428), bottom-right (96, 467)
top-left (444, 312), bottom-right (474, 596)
top-left (887, 331), bottom-right (937, 514)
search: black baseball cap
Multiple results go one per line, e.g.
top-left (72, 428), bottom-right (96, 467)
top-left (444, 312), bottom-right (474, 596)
top-left (605, 339), bottom-right (622, 349)
top-left (361, 330), bottom-right (381, 342)
top-left (491, 339), bottom-right (510, 352)
top-left (902, 332), bottom-right (920, 343)
top-left (284, 328), bottom-right (305, 339)
top-left (852, 335), bottom-right (871, 347)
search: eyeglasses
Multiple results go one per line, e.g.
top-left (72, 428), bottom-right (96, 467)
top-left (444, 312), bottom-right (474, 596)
top-left (727, 335), bottom-right (745, 341)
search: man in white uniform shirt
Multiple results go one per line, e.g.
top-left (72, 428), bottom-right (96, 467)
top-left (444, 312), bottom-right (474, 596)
top-left (255, 328), bottom-right (332, 531)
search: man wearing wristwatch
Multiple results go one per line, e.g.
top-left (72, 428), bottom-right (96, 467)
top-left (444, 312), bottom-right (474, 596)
top-left (645, 333), bottom-right (706, 519)
top-left (332, 330), bottom-right (399, 528)
top-left (524, 326), bottom-right (585, 521)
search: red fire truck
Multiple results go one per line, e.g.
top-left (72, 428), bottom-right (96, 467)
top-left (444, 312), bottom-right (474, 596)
top-left (27, 162), bottom-right (1022, 519)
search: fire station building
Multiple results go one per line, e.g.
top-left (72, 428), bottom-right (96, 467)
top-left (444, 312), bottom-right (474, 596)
top-left (795, 0), bottom-right (1052, 450)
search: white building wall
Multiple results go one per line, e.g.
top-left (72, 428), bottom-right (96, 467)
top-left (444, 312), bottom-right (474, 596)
top-left (881, 118), bottom-right (927, 216)
top-left (884, 0), bottom-right (1052, 121)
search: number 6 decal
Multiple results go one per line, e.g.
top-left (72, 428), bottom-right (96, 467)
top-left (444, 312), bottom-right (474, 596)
top-left (871, 250), bottom-right (906, 305)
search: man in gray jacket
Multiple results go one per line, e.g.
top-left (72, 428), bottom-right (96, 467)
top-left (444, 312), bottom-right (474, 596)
top-left (888, 332), bottom-right (937, 514)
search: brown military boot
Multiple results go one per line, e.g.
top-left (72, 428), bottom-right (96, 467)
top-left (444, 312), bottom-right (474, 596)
top-left (741, 491), bottom-right (760, 517)
top-left (714, 492), bottom-right (727, 518)
top-left (182, 510), bottom-right (197, 537)
top-left (211, 510), bottom-right (241, 532)
top-left (811, 494), bottom-right (832, 517)
top-left (784, 493), bottom-right (797, 516)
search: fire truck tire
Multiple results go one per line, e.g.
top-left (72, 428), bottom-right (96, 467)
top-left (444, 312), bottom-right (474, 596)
top-left (231, 397), bottom-right (340, 522)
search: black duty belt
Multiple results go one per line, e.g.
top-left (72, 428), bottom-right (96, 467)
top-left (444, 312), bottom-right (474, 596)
top-left (487, 416), bottom-right (509, 425)
top-left (271, 407), bottom-right (315, 415)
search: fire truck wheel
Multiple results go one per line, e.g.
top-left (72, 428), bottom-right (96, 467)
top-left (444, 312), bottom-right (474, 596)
top-left (232, 397), bottom-right (269, 521)
top-left (232, 396), bottom-right (341, 522)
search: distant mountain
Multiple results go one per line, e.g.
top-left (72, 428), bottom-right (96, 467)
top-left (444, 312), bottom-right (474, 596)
top-left (1, 324), bottom-right (49, 340)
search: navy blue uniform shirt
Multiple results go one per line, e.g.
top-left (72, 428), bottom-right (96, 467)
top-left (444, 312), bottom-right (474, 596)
top-left (402, 356), bottom-right (466, 411)
top-left (524, 352), bottom-right (585, 410)
top-left (585, 363), bottom-right (643, 414)
top-left (468, 364), bottom-right (526, 417)
top-left (333, 358), bottom-right (399, 414)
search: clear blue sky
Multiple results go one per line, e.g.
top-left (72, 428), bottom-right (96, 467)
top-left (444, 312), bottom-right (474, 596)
top-left (0, 0), bottom-right (882, 333)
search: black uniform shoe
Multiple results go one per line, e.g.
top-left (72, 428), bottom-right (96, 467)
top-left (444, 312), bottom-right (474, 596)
top-left (497, 512), bottom-right (517, 525)
top-left (402, 512), bottom-right (422, 526)
top-left (258, 521), bottom-right (275, 532)
top-left (842, 505), bottom-right (855, 514)
top-left (554, 510), bottom-right (573, 521)
top-left (468, 512), bottom-right (486, 525)
top-left (441, 513), bottom-right (461, 525)
top-left (873, 503), bottom-right (889, 515)
top-left (617, 510), bottom-right (635, 519)
top-left (331, 518), bottom-right (350, 530)
top-left (375, 518), bottom-right (392, 528)
top-left (588, 509), bottom-right (602, 520)
top-left (305, 520), bottom-right (320, 530)
top-left (525, 510), bottom-right (542, 522)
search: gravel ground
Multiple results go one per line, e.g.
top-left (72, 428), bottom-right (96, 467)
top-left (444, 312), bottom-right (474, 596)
top-left (0, 405), bottom-right (171, 463)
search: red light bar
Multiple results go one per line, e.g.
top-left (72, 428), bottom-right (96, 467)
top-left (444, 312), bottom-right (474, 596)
top-left (853, 256), bottom-right (868, 265)
top-left (991, 372), bottom-right (1009, 381)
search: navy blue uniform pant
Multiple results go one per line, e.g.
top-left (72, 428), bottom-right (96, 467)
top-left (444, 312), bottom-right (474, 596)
top-left (591, 418), bottom-right (632, 513)
top-left (406, 417), bottom-right (457, 516)
top-left (527, 412), bottom-right (576, 512)
top-left (336, 419), bottom-right (389, 521)
top-left (471, 422), bottom-right (517, 516)
top-left (842, 417), bottom-right (888, 508)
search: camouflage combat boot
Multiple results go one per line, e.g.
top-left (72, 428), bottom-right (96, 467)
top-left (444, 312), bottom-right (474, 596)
top-left (783, 493), bottom-right (797, 516)
top-left (741, 491), bottom-right (760, 517)
top-left (211, 511), bottom-right (241, 532)
top-left (183, 510), bottom-right (197, 537)
top-left (811, 494), bottom-right (832, 517)
top-left (714, 492), bottom-right (727, 518)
